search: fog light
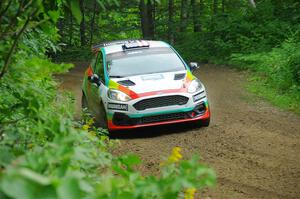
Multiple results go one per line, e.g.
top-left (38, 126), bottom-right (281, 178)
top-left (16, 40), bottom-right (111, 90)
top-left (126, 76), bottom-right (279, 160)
top-left (193, 91), bottom-right (205, 102)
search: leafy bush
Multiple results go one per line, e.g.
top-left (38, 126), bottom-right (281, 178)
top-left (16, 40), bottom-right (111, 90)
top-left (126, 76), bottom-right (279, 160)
top-left (51, 46), bottom-right (93, 62)
top-left (230, 38), bottom-right (300, 113)
top-left (0, 106), bottom-right (216, 199)
top-left (231, 38), bottom-right (300, 91)
top-left (173, 0), bottom-right (300, 113)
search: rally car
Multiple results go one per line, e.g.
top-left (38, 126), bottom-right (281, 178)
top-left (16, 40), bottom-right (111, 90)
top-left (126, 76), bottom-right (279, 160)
top-left (82, 40), bottom-right (210, 131)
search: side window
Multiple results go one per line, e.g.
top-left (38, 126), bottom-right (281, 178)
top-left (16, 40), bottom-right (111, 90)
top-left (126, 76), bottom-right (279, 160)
top-left (95, 51), bottom-right (104, 81)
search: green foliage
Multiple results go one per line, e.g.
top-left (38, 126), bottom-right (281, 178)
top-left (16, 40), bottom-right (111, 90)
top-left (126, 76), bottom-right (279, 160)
top-left (230, 38), bottom-right (300, 113)
top-left (247, 77), bottom-right (300, 114)
top-left (52, 47), bottom-right (93, 62)
top-left (175, 1), bottom-right (300, 62)
top-left (0, 56), bottom-right (72, 167)
top-left (231, 38), bottom-right (300, 88)
top-left (170, 0), bottom-right (300, 113)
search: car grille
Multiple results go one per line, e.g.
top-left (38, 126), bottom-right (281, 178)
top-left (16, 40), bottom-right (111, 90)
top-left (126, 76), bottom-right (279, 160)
top-left (140, 112), bottom-right (187, 124)
top-left (112, 112), bottom-right (188, 126)
top-left (133, 95), bottom-right (189, 110)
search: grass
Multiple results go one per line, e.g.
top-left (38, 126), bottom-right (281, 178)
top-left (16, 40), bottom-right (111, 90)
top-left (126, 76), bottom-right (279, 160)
top-left (246, 75), bottom-right (300, 115)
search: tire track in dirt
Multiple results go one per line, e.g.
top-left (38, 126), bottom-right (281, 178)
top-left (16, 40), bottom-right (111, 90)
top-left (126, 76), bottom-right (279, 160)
top-left (57, 63), bottom-right (300, 199)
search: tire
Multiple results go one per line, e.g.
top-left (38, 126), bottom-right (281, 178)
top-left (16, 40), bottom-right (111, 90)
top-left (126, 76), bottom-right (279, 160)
top-left (96, 103), bottom-right (108, 129)
top-left (201, 117), bottom-right (210, 127)
top-left (81, 91), bottom-right (88, 109)
top-left (97, 114), bottom-right (108, 129)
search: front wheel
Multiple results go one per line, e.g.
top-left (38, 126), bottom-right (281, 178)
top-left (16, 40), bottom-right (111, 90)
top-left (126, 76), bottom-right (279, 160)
top-left (95, 103), bottom-right (108, 129)
top-left (97, 113), bottom-right (108, 129)
top-left (201, 117), bottom-right (210, 127)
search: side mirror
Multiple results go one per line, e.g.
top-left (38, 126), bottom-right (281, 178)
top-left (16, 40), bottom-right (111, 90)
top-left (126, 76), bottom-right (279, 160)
top-left (88, 74), bottom-right (101, 87)
top-left (189, 62), bottom-right (200, 72)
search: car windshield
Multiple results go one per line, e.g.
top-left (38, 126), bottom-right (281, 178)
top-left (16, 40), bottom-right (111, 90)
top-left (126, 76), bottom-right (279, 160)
top-left (106, 47), bottom-right (186, 77)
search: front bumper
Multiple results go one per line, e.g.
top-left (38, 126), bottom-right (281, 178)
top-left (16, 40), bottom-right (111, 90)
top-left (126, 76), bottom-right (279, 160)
top-left (106, 92), bottom-right (210, 131)
top-left (108, 106), bottom-right (210, 131)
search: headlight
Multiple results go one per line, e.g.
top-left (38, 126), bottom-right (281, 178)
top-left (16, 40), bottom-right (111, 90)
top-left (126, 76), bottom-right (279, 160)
top-left (107, 89), bottom-right (131, 102)
top-left (188, 79), bottom-right (203, 93)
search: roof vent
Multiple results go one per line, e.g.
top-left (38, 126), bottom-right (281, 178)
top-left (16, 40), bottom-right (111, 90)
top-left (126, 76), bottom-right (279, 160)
top-left (174, 73), bottom-right (186, 80)
top-left (118, 80), bottom-right (136, 87)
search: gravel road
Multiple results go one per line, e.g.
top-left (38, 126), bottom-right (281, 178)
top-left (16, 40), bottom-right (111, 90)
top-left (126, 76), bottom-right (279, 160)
top-left (57, 62), bottom-right (300, 199)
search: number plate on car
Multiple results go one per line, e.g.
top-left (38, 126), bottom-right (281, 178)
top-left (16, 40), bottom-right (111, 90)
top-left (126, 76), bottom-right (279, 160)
top-left (107, 103), bottom-right (128, 111)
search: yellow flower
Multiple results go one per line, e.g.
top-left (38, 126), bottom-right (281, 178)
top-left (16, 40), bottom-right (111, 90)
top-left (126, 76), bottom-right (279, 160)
top-left (161, 147), bottom-right (183, 166)
top-left (87, 118), bottom-right (94, 126)
top-left (184, 188), bottom-right (196, 199)
top-left (168, 147), bottom-right (183, 163)
top-left (82, 124), bottom-right (89, 130)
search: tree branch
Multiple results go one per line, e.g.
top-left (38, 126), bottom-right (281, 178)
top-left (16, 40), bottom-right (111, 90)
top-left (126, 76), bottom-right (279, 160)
top-left (1, 0), bottom-right (26, 37)
top-left (0, 0), bottom-right (12, 24)
top-left (0, 8), bottom-right (38, 79)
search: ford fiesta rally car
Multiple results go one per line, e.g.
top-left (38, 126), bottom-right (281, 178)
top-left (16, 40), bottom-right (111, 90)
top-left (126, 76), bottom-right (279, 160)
top-left (82, 40), bottom-right (210, 131)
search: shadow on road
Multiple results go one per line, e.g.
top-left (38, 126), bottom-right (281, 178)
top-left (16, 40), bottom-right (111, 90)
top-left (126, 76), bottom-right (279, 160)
top-left (109, 122), bottom-right (203, 139)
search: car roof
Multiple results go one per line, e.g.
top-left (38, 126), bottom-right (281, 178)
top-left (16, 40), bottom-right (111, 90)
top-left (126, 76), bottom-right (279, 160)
top-left (92, 40), bottom-right (170, 55)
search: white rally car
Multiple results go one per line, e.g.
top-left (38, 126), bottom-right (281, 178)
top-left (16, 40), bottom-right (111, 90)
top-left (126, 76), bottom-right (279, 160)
top-left (82, 40), bottom-right (210, 131)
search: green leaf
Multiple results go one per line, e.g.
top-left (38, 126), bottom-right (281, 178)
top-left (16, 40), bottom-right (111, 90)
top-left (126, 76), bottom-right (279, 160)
top-left (0, 172), bottom-right (36, 199)
top-left (48, 10), bottom-right (60, 23)
top-left (57, 177), bottom-right (82, 199)
top-left (70, 1), bottom-right (82, 23)
top-left (19, 168), bottom-right (51, 185)
top-left (0, 169), bottom-right (55, 199)
top-left (96, 0), bottom-right (106, 10)
top-left (121, 154), bottom-right (141, 168)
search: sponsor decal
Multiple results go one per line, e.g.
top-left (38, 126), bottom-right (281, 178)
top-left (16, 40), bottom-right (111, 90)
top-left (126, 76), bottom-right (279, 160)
top-left (107, 103), bottom-right (128, 111)
top-left (141, 74), bottom-right (164, 81)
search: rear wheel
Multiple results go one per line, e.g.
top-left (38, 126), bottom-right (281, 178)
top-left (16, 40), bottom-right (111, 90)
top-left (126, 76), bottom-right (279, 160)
top-left (81, 91), bottom-right (88, 109)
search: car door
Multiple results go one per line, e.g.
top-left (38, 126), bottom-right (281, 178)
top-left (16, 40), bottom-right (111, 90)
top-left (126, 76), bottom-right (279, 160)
top-left (88, 51), bottom-right (105, 114)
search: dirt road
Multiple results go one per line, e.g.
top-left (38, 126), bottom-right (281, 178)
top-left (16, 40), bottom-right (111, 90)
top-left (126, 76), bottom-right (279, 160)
top-left (57, 62), bottom-right (300, 199)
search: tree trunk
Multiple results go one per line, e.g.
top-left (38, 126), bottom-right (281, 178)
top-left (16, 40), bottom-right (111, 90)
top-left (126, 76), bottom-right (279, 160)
top-left (79, 0), bottom-right (86, 46)
top-left (139, 0), bottom-right (147, 38)
top-left (221, 0), bottom-right (225, 14)
top-left (213, 0), bottom-right (218, 15)
top-left (90, 0), bottom-right (97, 45)
top-left (211, 0), bottom-right (218, 30)
top-left (57, 17), bottom-right (64, 41)
top-left (69, 9), bottom-right (73, 45)
top-left (191, 0), bottom-right (202, 32)
top-left (168, 0), bottom-right (174, 43)
top-left (139, 0), bottom-right (154, 39)
top-left (180, 0), bottom-right (189, 32)
top-left (147, 0), bottom-right (154, 38)
top-left (152, 0), bottom-right (156, 37)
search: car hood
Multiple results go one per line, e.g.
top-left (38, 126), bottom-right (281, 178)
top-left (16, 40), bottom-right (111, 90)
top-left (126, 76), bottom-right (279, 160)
top-left (111, 71), bottom-right (188, 94)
